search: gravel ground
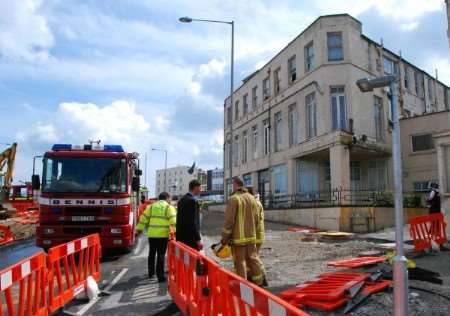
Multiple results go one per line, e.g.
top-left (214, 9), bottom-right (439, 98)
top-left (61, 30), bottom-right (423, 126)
top-left (201, 210), bottom-right (450, 316)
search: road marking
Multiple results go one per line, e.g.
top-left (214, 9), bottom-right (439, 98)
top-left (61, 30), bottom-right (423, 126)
top-left (76, 268), bottom-right (129, 315)
top-left (134, 235), bottom-right (143, 255)
top-left (104, 268), bottom-right (129, 292)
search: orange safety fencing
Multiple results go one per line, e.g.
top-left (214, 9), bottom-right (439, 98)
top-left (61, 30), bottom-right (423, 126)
top-left (409, 213), bottom-right (448, 252)
top-left (0, 225), bottom-right (14, 246)
top-left (167, 239), bottom-right (309, 316)
top-left (47, 234), bottom-right (101, 313)
top-left (0, 252), bottom-right (47, 316)
top-left (0, 234), bottom-right (101, 316)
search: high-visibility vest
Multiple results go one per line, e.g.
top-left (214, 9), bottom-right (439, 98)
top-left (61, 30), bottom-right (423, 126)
top-left (136, 201), bottom-right (176, 238)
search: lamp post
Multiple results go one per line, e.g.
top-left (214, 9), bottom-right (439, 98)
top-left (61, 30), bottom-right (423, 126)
top-left (356, 75), bottom-right (409, 316)
top-left (152, 148), bottom-right (168, 192)
top-left (179, 16), bottom-right (234, 198)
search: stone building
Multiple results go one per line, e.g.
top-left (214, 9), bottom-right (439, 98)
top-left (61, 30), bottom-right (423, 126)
top-left (155, 165), bottom-right (206, 198)
top-left (223, 14), bottom-right (450, 209)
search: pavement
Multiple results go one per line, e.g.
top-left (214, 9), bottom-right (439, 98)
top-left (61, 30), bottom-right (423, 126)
top-left (56, 234), bottom-right (181, 316)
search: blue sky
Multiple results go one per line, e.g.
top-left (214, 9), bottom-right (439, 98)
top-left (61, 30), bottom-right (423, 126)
top-left (0, 0), bottom-right (449, 193)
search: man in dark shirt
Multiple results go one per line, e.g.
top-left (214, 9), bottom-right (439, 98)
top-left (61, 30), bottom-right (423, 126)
top-left (176, 179), bottom-right (202, 250)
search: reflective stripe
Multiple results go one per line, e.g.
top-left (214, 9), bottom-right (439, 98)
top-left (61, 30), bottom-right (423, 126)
top-left (222, 228), bottom-right (232, 234)
top-left (233, 237), bottom-right (257, 245)
top-left (148, 224), bottom-right (170, 228)
top-left (239, 283), bottom-right (254, 306)
top-left (237, 196), bottom-right (245, 242)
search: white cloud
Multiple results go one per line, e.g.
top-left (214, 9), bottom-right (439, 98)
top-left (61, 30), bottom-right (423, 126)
top-left (18, 100), bottom-right (151, 153)
top-left (190, 81), bottom-right (201, 95)
top-left (198, 59), bottom-right (226, 77)
top-left (0, 0), bottom-right (54, 61)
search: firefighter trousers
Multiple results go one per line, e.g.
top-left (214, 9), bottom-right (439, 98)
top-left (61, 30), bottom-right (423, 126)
top-left (231, 244), bottom-right (263, 285)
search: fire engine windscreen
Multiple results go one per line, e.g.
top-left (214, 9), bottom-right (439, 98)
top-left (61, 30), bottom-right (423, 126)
top-left (42, 157), bottom-right (127, 193)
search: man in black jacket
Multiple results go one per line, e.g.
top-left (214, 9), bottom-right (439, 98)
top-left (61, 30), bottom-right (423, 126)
top-left (176, 179), bottom-right (202, 250)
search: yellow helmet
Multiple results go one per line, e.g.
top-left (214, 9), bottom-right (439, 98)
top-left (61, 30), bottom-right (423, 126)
top-left (211, 243), bottom-right (231, 259)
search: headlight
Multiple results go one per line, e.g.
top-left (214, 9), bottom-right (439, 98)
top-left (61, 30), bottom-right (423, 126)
top-left (44, 228), bottom-right (54, 234)
top-left (111, 228), bottom-right (122, 234)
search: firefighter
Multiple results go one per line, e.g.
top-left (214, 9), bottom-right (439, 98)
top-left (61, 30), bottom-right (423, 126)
top-left (136, 192), bottom-right (176, 283)
top-left (221, 178), bottom-right (264, 285)
top-left (246, 186), bottom-right (268, 286)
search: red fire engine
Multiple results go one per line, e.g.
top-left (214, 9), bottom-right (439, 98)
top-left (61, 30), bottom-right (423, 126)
top-left (33, 143), bottom-right (141, 250)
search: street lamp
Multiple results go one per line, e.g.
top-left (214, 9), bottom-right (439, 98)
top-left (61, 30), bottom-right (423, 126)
top-left (179, 15), bottom-right (234, 198)
top-left (356, 75), bottom-right (409, 316)
top-left (152, 148), bottom-right (168, 192)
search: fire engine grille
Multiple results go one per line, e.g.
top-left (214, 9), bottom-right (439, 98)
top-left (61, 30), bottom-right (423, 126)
top-left (63, 227), bottom-right (101, 235)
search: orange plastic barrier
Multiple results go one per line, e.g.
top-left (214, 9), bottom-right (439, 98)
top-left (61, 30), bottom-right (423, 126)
top-left (410, 213), bottom-right (448, 252)
top-left (0, 225), bottom-right (14, 246)
top-left (0, 252), bottom-right (47, 316)
top-left (167, 239), bottom-right (309, 316)
top-left (47, 234), bottom-right (101, 313)
top-left (327, 257), bottom-right (386, 268)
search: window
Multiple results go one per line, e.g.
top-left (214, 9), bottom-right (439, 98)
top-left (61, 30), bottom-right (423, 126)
top-left (331, 86), bottom-right (347, 131)
top-left (272, 164), bottom-right (287, 195)
top-left (327, 33), bottom-right (343, 61)
top-left (274, 111), bottom-right (283, 152)
top-left (233, 136), bottom-right (239, 167)
top-left (263, 119), bottom-right (270, 155)
top-left (263, 77), bottom-right (270, 99)
top-left (242, 130), bottom-right (248, 164)
top-left (428, 78), bottom-right (434, 102)
top-left (252, 125), bottom-right (258, 159)
top-left (350, 161), bottom-right (361, 181)
top-left (243, 94), bottom-right (249, 115)
top-left (368, 160), bottom-right (387, 190)
top-left (306, 92), bottom-right (316, 138)
top-left (288, 55), bottom-right (297, 83)
top-left (412, 134), bottom-right (434, 152)
top-left (274, 68), bottom-right (281, 94)
top-left (227, 106), bottom-right (232, 125)
top-left (288, 104), bottom-right (299, 146)
top-left (383, 56), bottom-right (397, 75)
top-left (234, 101), bottom-right (239, 121)
top-left (305, 42), bottom-right (314, 72)
top-left (404, 66), bottom-right (410, 90)
top-left (252, 86), bottom-right (258, 108)
top-left (374, 96), bottom-right (384, 141)
top-left (226, 140), bottom-right (232, 168)
top-left (414, 71), bottom-right (420, 96)
top-left (414, 181), bottom-right (431, 192)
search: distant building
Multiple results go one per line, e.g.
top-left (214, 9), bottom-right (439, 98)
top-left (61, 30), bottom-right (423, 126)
top-left (206, 168), bottom-right (224, 194)
top-left (155, 165), bottom-right (206, 198)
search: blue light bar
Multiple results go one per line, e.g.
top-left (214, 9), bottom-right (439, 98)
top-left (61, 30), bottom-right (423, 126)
top-left (52, 144), bottom-right (72, 151)
top-left (103, 145), bottom-right (124, 152)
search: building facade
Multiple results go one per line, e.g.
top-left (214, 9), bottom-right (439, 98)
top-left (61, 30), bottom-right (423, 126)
top-left (155, 165), bottom-right (206, 198)
top-left (401, 111), bottom-right (450, 193)
top-left (223, 14), bottom-right (450, 205)
top-left (206, 168), bottom-right (224, 194)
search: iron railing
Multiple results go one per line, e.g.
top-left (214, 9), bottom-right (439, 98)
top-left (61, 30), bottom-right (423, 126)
top-left (259, 190), bottom-right (427, 210)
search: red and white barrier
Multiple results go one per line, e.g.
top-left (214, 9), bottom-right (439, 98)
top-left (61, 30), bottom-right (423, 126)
top-left (167, 239), bottom-right (309, 316)
top-left (0, 252), bottom-right (47, 316)
top-left (47, 234), bottom-right (101, 313)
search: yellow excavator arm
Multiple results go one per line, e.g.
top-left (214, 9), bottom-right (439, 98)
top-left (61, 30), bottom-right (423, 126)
top-left (0, 143), bottom-right (17, 189)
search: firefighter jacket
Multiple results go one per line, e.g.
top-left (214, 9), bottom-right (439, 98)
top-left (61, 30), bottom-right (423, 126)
top-left (255, 199), bottom-right (265, 245)
top-left (222, 188), bottom-right (261, 246)
top-left (136, 200), bottom-right (176, 238)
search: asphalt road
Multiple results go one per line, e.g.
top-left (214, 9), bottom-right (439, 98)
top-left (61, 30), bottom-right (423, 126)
top-left (57, 234), bottom-right (180, 316)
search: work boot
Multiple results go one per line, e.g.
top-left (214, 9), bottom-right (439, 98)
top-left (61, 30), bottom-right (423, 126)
top-left (262, 276), bottom-right (269, 287)
top-left (158, 277), bottom-right (167, 283)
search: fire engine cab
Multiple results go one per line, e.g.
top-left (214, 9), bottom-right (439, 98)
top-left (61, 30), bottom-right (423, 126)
top-left (33, 143), bottom-right (141, 250)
